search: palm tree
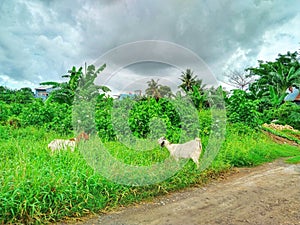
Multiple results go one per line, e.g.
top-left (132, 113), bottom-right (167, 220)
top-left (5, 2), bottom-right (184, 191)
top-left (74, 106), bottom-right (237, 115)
top-left (39, 81), bottom-right (74, 105)
top-left (145, 79), bottom-right (174, 100)
top-left (40, 66), bottom-right (83, 105)
top-left (146, 79), bottom-right (161, 100)
top-left (178, 69), bottom-right (198, 92)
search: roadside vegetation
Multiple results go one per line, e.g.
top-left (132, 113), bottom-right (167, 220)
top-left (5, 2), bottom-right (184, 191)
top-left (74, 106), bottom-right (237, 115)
top-left (0, 50), bottom-right (300, 224)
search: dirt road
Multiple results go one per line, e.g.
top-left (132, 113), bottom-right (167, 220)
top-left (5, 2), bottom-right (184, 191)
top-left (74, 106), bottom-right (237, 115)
top-left (64, 159), bottom-right (300, 225)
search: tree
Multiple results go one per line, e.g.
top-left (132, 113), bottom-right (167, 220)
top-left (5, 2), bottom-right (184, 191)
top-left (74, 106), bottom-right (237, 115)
top-left (40, 64), bottom-right (109, 105)
top-left (224, 69), bottom-right (254, 90)
top-left (0, 86), bottom-right (34, 104)
top-left (145, 79), bottom-right (173, 100)
top-left (75, 64), bottom-right (109, 100)
top-left (62, 66), bottom-right (83, 91)
top-left (195, 79), bottom-right (207, 93)
top-left (146, 79), bottom-right (161, 99)
top-left (206, 85), bottom-right (227, 109)
top-left (178, 69), bottom-right (198, 92)
top-left (72, 64), bottom-right (109, 133)
top-left (0, 86), bottom-right (13, 103)
top-left (157, 85), bottom-right (173, 98)
top-left (178, 69), bottom-right (209, 110)
top-left (15, 87), bottom-right (34, 103)
top-left (40, 66), bottom-right (83, 105)
top-left (247, 51), bottom-right (300, 101)
top-left (227, 89), bottom-right (262, 128)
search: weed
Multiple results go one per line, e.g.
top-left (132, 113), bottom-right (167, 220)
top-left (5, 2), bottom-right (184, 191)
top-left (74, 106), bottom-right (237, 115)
top-left (1, 125), bottom-right (300, 224)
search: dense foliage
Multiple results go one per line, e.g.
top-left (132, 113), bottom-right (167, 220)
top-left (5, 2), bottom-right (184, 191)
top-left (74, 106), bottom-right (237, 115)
top-left (226, 50), bottom-right (300, 128)
top-left (1, 48), bottom-right (300, 224)
top-left (247, 51), bottom-right (300, 101)
top-left (227, 89), bottom-right (262, 128)
top-left (1, 50), bottom-right (299, 135)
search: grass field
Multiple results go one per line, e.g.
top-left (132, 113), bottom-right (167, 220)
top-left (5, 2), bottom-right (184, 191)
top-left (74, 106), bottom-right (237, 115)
top-left (1, 124), bottom-right (300, 224)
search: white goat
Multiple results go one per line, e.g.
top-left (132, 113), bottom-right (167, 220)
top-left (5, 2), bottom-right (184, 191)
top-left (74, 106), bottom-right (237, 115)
top-left (48, 132), bottom-right (89, 153)
top-left (158, 137), bottom-right (202, 167)
top-left (48, 139), bottom-right (77, 153)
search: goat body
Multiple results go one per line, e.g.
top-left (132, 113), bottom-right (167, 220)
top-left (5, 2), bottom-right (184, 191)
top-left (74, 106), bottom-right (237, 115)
top-left (48, 132), bottom-right (89, 153)
top-left (158, 137), bottom-right (202, 167)
top-left (48, 139), bottom-right (76, 153)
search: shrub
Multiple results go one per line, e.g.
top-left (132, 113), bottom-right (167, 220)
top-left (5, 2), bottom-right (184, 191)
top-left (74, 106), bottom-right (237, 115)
top-left (95, 96), bottom-right (116, 141)
top-left (19, 99), bottom-right (72, 134)
top-left (227, 90), bottom-right (262, 128)
top-left (266, 102), bottom-right (300, 129)
top-left (0, 101), bottom-right (11, 124)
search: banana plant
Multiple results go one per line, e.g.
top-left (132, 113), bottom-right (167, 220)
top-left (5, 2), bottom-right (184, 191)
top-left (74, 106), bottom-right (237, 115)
top-left (41, 64), bottom-right (109, 105)
top-left (62, 66), bottom-right (83, 91)
top-left (247, 51), bottom-right (300, 101)
top-left (268, 86), bottom-right (287, 108)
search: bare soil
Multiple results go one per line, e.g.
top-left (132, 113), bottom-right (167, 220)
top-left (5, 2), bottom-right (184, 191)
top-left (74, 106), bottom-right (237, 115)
top-left (262, 131), bottom-right (300, 147)
top-left (59, 159), bottom-right (300, 225)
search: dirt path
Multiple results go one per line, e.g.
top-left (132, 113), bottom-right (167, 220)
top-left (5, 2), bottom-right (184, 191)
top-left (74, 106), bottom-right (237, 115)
top-left (62, 159), bottom-right (300, 225)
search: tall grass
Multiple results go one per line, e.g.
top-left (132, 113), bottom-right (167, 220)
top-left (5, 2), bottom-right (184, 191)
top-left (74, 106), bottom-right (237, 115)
top-left (218, 124), bottom-right (300, 167)
top-left (0, 124), bottom-right (299, 224)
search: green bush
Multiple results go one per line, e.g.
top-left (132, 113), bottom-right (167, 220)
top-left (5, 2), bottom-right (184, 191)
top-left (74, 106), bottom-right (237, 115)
top-left (227, 90), bottom-right (262, 128)
top-left (0, 125), bottom-right (10, 139)
top-left (95, 97), bottom-right (198, 143)
top-left (262, 102), bottom-right (300, 129)
top-left (273, 102), bottom-right (300, 129)
top-left (95, 96), bottom-right (115, 141)
top-left (19, 99), bottom-right (72, 134)
top-left (128, 98), bottom-right (182, 141)
top-left (0, 101), bottom-right (11, 124)
top-left (198, 110), bottom-right (212, 136)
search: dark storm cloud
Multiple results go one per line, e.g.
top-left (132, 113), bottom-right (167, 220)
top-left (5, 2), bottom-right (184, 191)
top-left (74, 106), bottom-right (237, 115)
top-left (0, 0), bottom-right (299, 89)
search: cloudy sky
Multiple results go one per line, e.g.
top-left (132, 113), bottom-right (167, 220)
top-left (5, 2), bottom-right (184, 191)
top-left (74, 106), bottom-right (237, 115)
top-left (0, 0), bottom-right (300, 94)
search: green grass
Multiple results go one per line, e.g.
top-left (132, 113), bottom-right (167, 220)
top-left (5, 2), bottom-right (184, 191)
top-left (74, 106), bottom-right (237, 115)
top-left (0, 125), bottom-right (299, 224)
top-left (261, 126), bottom-right (300, 144)
top-left (285, 155), bottom-right (300, 164)
top-left (103, 141), bottom-right (170, 166)
top-left (218, 125), bottom-right (300, 167)
top-left (281, 128), bottom-right (300, 140)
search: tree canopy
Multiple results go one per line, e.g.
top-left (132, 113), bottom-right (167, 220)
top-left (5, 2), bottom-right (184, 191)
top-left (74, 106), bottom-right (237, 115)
top-left (247, 51), bottom-right (300, 102)
top-left (145, 79), bottom-right (173, 100)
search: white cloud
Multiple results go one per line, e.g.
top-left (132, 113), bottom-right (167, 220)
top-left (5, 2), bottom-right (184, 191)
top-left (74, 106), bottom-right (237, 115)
top-left (222, 47), bottom-right (255, 73)
top-left (0, 0), bottom-right (300, 90)
top-left (257, 13), bottom-right (300, 62)
top-left (0, 74), bottom-right (35, 90)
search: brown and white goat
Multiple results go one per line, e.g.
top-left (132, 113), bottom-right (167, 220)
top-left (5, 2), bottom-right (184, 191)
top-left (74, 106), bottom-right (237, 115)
top-left (48, 132), bottom-right (89, 153)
